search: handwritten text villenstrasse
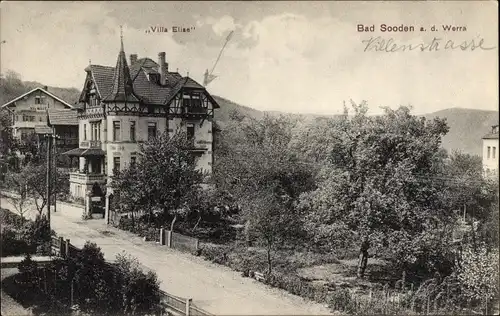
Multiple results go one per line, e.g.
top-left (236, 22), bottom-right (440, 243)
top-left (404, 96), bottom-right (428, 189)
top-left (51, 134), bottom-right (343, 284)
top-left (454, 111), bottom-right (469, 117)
top-left (362, 36), bottom-right (496, 52)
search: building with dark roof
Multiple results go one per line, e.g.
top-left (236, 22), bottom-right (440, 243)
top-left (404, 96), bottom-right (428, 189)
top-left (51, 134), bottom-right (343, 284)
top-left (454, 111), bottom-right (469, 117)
top-left (0, 87), bottom-right (74, 140)
top-left (482, 124), bottom-right (499, 177)
top-left (64, 36), bottom-right (219, 212)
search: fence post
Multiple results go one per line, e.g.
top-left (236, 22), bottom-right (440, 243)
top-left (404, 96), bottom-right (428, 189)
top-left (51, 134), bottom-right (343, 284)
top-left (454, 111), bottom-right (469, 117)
top-left (167, 230), bottom-right (172, 248)
top-left (195, 239), bottom-right (199, 251)
top-left (160, 228), bottom-right (165, 246)
top-left (59, 236), bottom-right (64, 256)
top-left (185, 298), bottom-right (192, 316)
top-left (65, 239), bottom-right (70, 258)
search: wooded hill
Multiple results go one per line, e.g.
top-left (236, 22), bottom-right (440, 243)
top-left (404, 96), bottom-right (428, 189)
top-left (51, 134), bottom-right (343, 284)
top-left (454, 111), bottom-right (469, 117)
top-left (1, 71), bottom-right (497, 156)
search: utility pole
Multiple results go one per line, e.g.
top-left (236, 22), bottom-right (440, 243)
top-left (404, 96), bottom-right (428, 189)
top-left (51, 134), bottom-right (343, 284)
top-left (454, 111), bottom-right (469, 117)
top-left (52, 132), bottom-right (57, 213)
top-left (45, 134), bottom-right (52, 231)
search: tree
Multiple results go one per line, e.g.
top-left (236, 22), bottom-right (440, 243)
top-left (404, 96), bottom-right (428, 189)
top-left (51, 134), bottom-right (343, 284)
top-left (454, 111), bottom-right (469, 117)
top-left (4, 170), bottom-right (30, 222)
top-left (0, 109), bottom-right (16, 157)
top-left (300, 102), bottom-right (451, 278)
top-left (21, 161), bottom-right (68, 215)
top-left (214, 113), bottom-right (316, 272)
top-left (441, 151), bottom-right (497, 222)
top-left (111, 129), bottom-right (204, 231)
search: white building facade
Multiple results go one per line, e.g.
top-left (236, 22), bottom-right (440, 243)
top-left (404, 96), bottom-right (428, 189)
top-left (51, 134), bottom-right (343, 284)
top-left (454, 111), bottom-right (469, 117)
top-left (64, 39), bottom-right (219, 215)
top-left (482, 124), bottom-right (499, 177)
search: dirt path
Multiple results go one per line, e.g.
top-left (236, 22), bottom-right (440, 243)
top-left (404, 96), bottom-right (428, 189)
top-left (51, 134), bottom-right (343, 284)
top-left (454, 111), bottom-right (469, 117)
top-left (0, 197), bottom-right (332, 315)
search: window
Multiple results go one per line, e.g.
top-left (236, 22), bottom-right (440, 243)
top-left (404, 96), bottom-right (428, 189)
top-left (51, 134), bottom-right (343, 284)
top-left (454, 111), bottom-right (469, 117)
top-left (35, 96), bottom-right (41, 104)
top-left (493, 147), bottom-right (497, 159)
top-left (148, 122), bottom-right (157, 140)
top-left (39, 116), bottom-right (43, 122)
top-left (182, 92), bottom-right (202, 108)
top-left (113, 157), bottom-right (121, 173)
top-left (487, 146), bottom-right (491, 159)
top-left (83, 124), bottom-right (87, 140)
top-left (130, 156), bottom-right (137, 167)
top-left (113, 121), bottom-right (121, 141)
top-left (187, 123), bottom-right (195, 145)
top-left (91, 122), bottom-right (100, 141)
top-left (130, 121), bottom-right (136, 141)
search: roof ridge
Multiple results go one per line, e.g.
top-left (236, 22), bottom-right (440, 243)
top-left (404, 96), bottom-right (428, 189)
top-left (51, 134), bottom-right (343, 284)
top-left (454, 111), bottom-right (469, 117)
top-left (1, 87), bottom-right (73, 109)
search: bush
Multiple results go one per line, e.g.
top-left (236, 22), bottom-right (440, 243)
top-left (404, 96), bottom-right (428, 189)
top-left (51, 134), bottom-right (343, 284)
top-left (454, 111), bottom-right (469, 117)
top-left (115, 252), bottom-right (161, 314)
top-left (0, 227), bottom-right (31, 256)
top-left (200, 244), bottom-right (230, 265)
top-left (20, 215), bottom-right (54, 255)
top-left (456, 244), bottom-right (499, 306)
top-left (0, 207), bottom-right (25, 228)
top-left (328, 288), bottom-right (358, 314)
top-left (265, 271), bottom-right (321, 301)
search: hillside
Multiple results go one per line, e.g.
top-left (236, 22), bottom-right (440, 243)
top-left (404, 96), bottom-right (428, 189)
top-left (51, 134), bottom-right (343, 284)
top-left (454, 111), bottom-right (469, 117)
top-left (0, 73), bottom-right (81, 107)
top-left (423, 108), bottom-right (498, 156)
top-left (1, 73), bottom-right (497, 156)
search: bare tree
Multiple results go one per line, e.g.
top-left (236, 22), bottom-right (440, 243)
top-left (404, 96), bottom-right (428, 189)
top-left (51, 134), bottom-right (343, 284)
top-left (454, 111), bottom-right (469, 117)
top-left (4, 171), bottom-right (30, 223)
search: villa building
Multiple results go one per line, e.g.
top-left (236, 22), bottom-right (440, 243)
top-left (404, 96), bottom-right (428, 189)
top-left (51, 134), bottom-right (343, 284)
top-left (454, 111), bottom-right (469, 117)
top-left (0, 87), bottom-right (78, 152)
top-left (64, 37), bottom-right (219, 216)
top-left (482, 124), bottom-right (499, 177)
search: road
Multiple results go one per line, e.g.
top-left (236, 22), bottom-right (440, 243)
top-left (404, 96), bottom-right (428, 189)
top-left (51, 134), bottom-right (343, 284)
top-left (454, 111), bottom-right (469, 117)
top-left (0, 196), bottom-right (332, 315)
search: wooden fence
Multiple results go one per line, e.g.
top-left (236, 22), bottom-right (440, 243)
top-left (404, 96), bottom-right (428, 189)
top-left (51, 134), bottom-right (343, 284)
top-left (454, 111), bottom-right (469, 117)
top-left (171, 231), bottom-right (199, 253)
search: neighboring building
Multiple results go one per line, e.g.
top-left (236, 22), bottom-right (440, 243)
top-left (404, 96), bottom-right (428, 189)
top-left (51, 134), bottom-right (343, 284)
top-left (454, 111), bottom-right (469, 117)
top-left (482, 124), bottom-right (499, 177)
top-left (64, 37), bottom-right (219, 211)
top-left (46, 109), bottom-right (79, 148)
top-left (0, 87), bottom-right (74, 140)
top-left (34, 109), bottom-right (79, 150)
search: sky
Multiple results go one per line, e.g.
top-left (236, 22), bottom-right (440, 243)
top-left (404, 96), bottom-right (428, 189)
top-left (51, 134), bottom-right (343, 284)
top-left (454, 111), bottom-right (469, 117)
top-left (0, 1), bottom-right (498, 115)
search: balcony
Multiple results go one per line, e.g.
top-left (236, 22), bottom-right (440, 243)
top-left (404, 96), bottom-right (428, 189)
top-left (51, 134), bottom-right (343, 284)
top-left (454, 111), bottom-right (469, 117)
top-left (184, 107), bottom-right (208, 114)
top-left (80, 140), bottom-right (102, 148)
top-left (69, 172), bottom-right (107, 185)
top-left (56, 138), bottom-right (79, 147)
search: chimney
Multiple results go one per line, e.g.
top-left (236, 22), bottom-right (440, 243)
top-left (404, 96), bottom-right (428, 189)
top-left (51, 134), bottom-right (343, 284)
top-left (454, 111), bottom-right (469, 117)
top-left (43, 86), bottom-right (48, 91)
top-left (158, 52), bottom-right (168, 85)
top-left (130, 54), bottom-right (138, 65)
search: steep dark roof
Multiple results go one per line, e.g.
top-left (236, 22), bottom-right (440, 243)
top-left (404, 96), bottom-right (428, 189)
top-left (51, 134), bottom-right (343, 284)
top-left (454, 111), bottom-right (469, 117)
top-left (87, 65), bottom-right (114, 100)
top-left (103, 41), bottom-right (140, 103)
top-left (85, 49), bottom-right (219, 108)
top-left (48, 109), bottom-right (78, 126)
top-left (134, 58), bottom-right (158, 69)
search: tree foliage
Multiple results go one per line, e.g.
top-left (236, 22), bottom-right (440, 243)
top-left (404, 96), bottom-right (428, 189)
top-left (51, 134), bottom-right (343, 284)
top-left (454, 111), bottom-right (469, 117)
top-left (299, 102), bottom-right (451, 277)
top-left (456, 243), bottom-right (499, 303)
top-left (53, 243), bottom-right (161, 315)
top-left (214, 113), bottom-right (317, 273)
top-left (111, 130), bottom-right (204, 231)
